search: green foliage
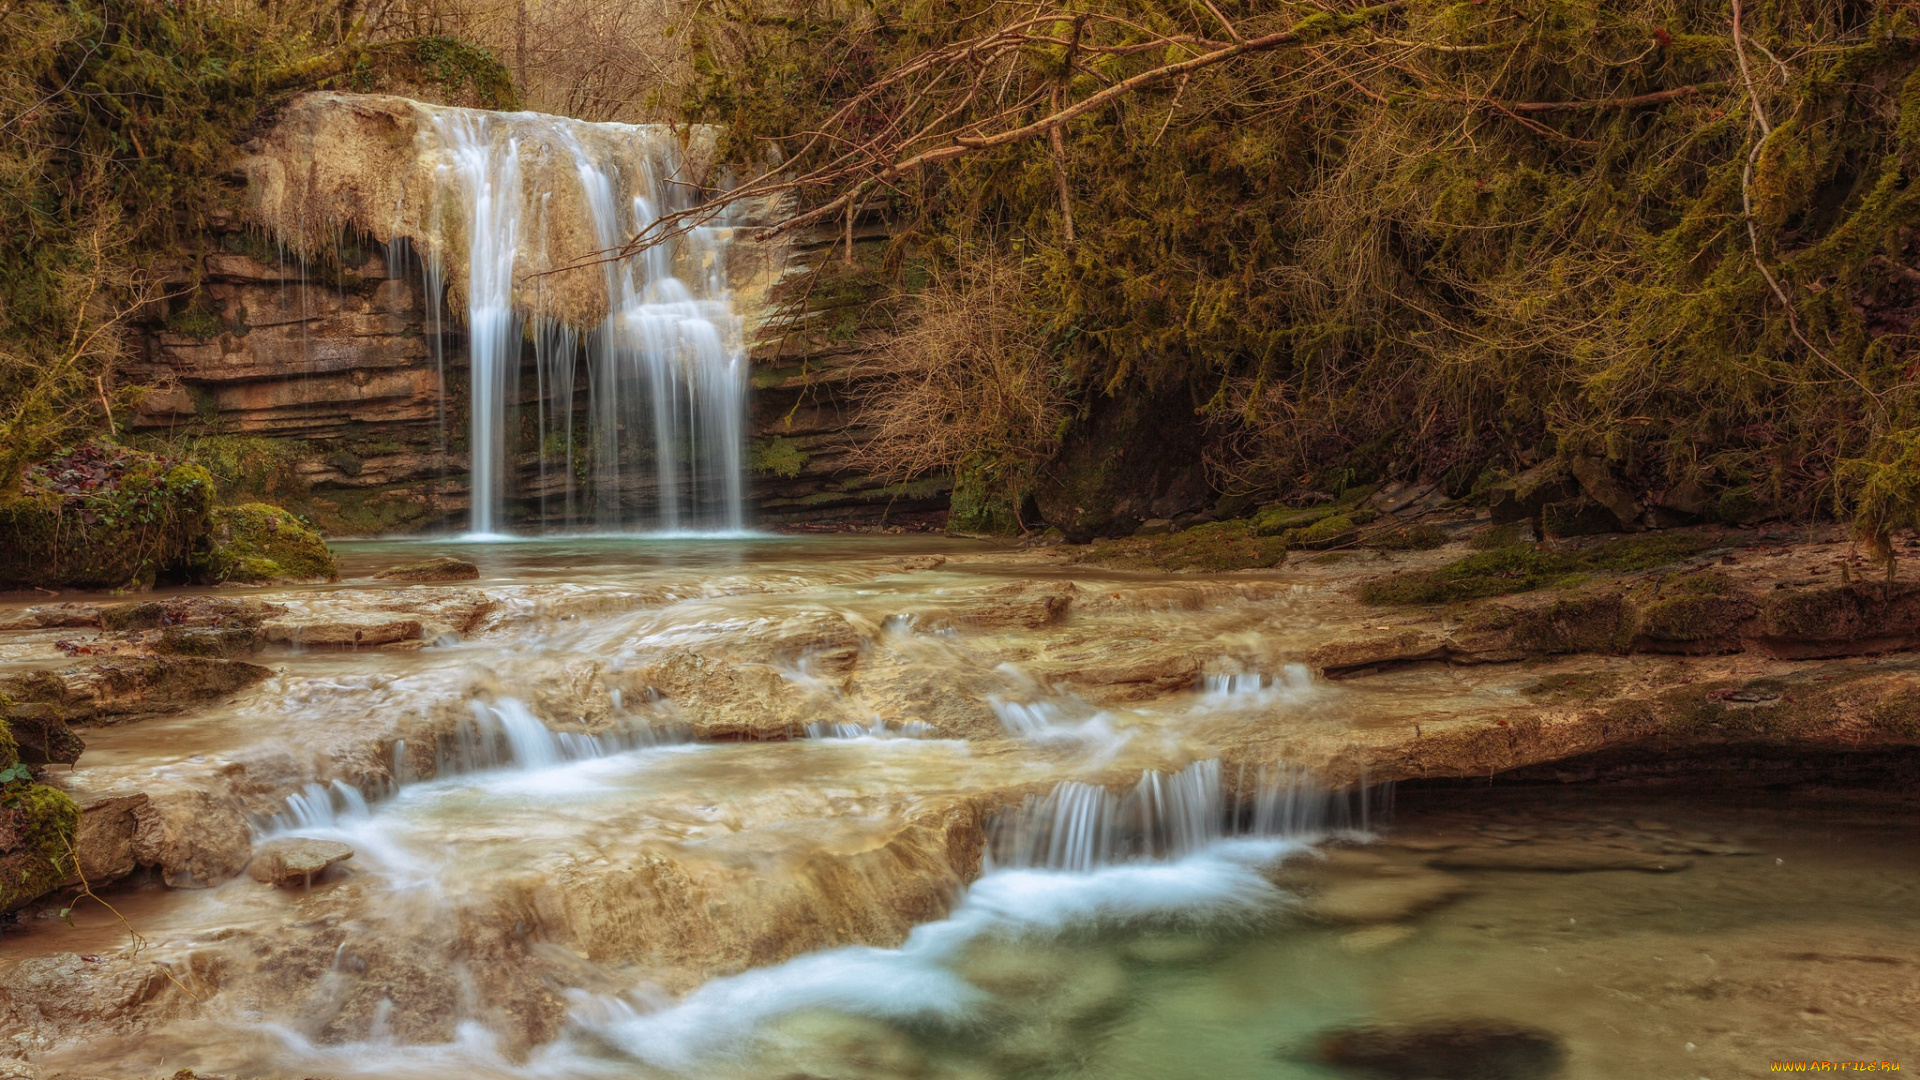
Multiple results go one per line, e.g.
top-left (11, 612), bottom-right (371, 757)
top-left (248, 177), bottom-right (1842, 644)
top-left (195, 503), bottom-right (338, 584)
top-left (680, 1), bottom-right (1920, 516)
top-left (748, 435), bottom-right (809, 479)
top-left (1359, 534), bottom-right (1714, 605)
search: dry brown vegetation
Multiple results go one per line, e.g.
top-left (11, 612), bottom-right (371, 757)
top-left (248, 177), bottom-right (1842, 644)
top-left (847, 255), bottom-right (1069, 492)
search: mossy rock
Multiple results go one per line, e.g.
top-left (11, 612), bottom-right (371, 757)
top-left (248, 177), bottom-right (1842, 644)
top-left (1362, 524), bottom-right (1450, 551)
top-left (195, 504), bottom-right (338, 585)
top-left (0, 782), bottom-right (79, 910)
top-left (1637, 571), bottom-right (1759, 647)
top-left (1251, 504), bottom-right (1337, 537)
top-left (1359, 534), bottom-right (1715, 605)
top-left (1279, 511), bottom-right (1375, 550)
top-left (0, 444), bottom-right (215, 591)
top-left (1075, 519), bottom-right (1288, 572)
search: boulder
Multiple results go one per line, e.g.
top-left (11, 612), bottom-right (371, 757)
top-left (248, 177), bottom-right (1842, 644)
top-left (1486, 464), bottom-right (1577, 527)
top-left (374, 556), bottom-right (480, 582)
top-left (249, 837), bottom-right (355, 886)
top-left (1568, 454), bottom-right (1642, 525)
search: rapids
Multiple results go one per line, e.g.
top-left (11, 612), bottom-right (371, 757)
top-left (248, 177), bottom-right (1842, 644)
top-left (5, 538), bottom-right (1917, 1078)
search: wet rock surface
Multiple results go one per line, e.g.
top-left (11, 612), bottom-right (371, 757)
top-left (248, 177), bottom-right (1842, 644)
top-left (249, 838), bottom-right (355, 886)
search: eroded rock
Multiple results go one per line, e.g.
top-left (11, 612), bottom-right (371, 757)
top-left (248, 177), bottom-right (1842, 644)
top-left (131, 790), bottom-right (253, 888)
top-left (68, 792), bottom-right (150, 887)
top-left (249, 837), bottom-right (355, 886)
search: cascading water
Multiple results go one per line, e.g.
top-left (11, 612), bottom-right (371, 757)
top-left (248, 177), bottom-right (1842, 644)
top-left (415, 109), bottom-right (747, 535)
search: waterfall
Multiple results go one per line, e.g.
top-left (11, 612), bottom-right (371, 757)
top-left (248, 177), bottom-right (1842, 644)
top-left (413, 108), bottom-right (747, 534)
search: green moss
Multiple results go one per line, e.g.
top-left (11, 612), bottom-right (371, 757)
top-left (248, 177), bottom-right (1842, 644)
top-left (748, 436), bottom-right (809, 480)
top-left (0, 782), bottom-right (79, 909)
top-left (164, 301), bottom-right (225, 341)
top-left (1362, 524), bottom-right (1449, 551)
top-left (1250, 504), bottom-right (1336, 537)
top-left (1075, 519), bottom-right (1288, 572)
top-left (1278, 512), bottom-right (1361, 550)
top-left (1359, 533), bottom-right (1714, 605)
top-left (195, 503), bottom-right (337, 584)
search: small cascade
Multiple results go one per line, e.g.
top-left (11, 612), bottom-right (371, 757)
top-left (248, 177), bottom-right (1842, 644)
top-left (986, 759), bottom-right (1386, 872)
top-left (263, 698), bottom-right (672, 831)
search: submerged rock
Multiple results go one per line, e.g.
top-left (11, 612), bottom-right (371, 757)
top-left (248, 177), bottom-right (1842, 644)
top-left (374, 556), bottom-right (480, 582)
top-left (1301, 871), bottom-right (1470, 925)
top-left (1312, 1019), bottom-right (1566, 1079)
top-left (249, 837), bottom-right (355, 886)
top-left (1428, 844), bottom-right (1690, 874)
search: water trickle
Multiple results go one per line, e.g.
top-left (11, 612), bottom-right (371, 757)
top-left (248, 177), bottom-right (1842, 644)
top-left (409, 107), bottom-right (747, 534)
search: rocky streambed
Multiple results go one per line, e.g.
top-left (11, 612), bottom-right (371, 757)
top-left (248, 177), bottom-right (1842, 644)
top-left (0, 529), bottom-right (1915, 1078)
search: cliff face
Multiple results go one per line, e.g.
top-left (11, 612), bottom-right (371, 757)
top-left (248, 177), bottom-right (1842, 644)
top-left (122, 94), bottom-right (937, 535)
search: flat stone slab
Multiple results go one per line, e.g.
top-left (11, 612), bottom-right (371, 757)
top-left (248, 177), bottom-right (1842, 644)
top-left (249, 838), bottom-right (354, 887)
top-left (262, 614), bottom-right (422, 648)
